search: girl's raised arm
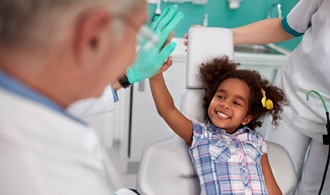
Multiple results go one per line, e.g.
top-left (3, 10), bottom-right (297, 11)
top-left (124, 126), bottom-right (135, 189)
top-left (149, 73), bottom-right (193, 145)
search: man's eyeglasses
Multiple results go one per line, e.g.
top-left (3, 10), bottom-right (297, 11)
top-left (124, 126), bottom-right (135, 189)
top-left (113, 14), bottom-right (159, 50)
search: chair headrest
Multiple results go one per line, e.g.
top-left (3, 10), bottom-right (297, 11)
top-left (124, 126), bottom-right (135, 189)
top-left (186, 27), bottom-right (234, 89)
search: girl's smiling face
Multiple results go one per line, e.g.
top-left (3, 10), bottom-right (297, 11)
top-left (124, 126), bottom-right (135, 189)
top-left (208, 78), bottom-right (253, 134)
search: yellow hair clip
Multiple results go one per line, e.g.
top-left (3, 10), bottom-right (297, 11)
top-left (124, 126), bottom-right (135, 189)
top-left (261, 89), bottom-right (273, 110)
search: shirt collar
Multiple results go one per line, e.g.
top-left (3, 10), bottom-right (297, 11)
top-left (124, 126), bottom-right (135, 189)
top-left (207, 121), bottom-right (251, 136)
top-left (0, 69), bottom-right (86, 125)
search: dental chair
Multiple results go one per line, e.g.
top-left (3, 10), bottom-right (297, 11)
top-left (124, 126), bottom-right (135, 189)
top-left (136, 27), bottom-right (297, 195)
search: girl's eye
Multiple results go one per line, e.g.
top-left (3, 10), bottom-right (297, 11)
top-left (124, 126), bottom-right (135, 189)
top-left (218, 95), bottom-right (224, 99)
top-left (233, 101), bottom-right (241, 106)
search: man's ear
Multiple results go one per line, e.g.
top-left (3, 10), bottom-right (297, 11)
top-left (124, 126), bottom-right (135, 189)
top-left (242, 114), bottom-right (253, 126)
top-left (73, 9), bottom-right (112, 68)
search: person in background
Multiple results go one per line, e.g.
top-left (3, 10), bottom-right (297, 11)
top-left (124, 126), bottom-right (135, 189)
top-left (195, 0), bottom-right (328, 194)
top-left (0, 0), bottom-right (183, 194)
top-left (149, 56), bottom-right (287, 194)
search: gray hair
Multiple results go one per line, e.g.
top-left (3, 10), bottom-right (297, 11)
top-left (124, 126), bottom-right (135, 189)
top-left (0, 0), bottom-right (145, 50)
top-left (108, 0), bottom-right (145, 41)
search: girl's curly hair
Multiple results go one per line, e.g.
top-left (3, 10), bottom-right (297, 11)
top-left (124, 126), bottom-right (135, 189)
top-left (199, 56), bottom-right (289, 130)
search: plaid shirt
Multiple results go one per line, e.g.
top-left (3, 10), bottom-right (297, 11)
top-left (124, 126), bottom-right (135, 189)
top-left (189, 120), bottom-right (269, 195)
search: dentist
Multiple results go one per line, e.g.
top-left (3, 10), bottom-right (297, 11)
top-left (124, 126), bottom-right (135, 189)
top-left (0, 0), bottom-right (183, 195)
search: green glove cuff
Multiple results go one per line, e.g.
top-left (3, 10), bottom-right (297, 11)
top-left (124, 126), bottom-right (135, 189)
top-left (126, 69), bottom-right (138, 84)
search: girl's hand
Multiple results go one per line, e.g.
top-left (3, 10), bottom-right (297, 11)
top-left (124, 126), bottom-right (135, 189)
top-left (153, 31), bottom-right (174, 76)
top-left (154, 56), bottom-right (173, 76)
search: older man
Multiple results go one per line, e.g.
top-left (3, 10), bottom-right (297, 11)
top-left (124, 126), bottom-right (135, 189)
top-left (0, 0), bottom-right (183, 194)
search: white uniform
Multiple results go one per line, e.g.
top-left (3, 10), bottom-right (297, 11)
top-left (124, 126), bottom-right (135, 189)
top-left (0, 70), bottom-right (136, 195)
top-left (67, 85), bottom-right (116, 119)
top-left (264, 0), bottom-right (330, 194)
top-left (0, 88), bottom-right (115, 195)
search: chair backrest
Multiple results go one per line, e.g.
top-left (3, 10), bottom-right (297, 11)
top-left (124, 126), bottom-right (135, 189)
top-left (136, 135), bottom-right (200, 195)
top-left (136, 27), bottom-right (297, 195)
top-left (182, 27), bottom-right (234, 123)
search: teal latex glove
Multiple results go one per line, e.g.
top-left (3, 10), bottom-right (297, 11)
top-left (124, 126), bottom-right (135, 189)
top-left (126, 4), bottom-right (184, 84)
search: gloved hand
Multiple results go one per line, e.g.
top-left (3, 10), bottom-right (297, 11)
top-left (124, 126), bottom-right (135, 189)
top-left (126, 4), bottom-right (184, 84)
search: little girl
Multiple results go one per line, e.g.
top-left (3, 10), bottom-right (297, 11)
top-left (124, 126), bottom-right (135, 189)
top-left (149, 56), bottom-right (288, 195)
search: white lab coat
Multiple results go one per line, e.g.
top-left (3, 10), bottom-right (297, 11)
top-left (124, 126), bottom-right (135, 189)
top-left (67, 85), bottom-right (116, 119)
top-left (265, 0), bottom-right (330, 194)
top-left (272, 0), bottom-right (330, 143)
top-left (0, 88), bottom-right (116, 195)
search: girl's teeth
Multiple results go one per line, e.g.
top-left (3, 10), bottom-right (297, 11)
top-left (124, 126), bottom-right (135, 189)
top-left (216, 111), bottom-right (229, 119)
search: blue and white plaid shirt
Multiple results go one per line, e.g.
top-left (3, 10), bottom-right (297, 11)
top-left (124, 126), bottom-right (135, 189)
top-left (189, 120), bottom-right (269, 195)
